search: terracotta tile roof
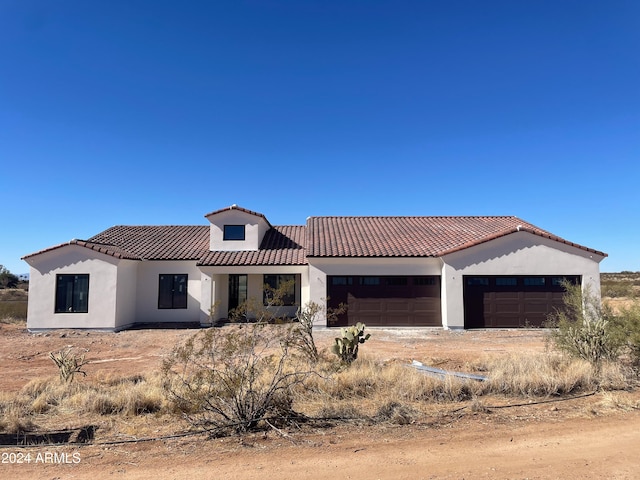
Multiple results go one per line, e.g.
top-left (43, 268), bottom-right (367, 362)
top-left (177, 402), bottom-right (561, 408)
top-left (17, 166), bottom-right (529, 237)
top-left (23, 214), bottom-right (605, 264)
top-left (306, 216), bottom-right (606, 257)
top-left (198, 226), bottom-right (306, 266)
top-left (22, 239), bottom-right (143, 261)
top-left (22, 226), bottom-right (212, 261)
top-left (87, 226), bottom-right (211, 260)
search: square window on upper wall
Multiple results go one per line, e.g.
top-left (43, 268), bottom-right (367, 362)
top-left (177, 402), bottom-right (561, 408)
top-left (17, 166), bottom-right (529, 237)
top-left (223, 225), bottom-right (245, 241)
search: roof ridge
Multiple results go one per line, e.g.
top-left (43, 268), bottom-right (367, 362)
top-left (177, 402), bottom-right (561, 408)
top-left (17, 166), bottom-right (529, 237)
top-left (308, 215), bottom-right (520, 219)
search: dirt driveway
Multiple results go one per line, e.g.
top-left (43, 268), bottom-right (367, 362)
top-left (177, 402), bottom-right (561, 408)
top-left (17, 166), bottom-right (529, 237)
top-left (1, 323), bottom-right (639, 479)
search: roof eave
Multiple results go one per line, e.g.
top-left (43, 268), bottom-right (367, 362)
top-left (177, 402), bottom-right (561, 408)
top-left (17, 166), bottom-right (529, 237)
top-left (204, 205), bottom-right (273, 228)
top-left (439, 227), bottom-right (608, 258)
top-left (22, 240), bottom-right (141, 262)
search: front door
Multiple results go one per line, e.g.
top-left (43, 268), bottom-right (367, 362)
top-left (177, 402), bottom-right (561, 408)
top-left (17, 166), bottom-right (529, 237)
top-left (228, 274), bottom-right (248, 314)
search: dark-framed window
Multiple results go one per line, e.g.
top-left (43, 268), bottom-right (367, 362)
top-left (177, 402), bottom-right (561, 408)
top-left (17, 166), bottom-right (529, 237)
top-left (263, 274), bottom-right (299, 306)
top-left (524, 277), bottom-right (546, 286)
top-left (496, 277), bottom-right (518, 286)
top-left (359, 276), bottom-right (381, 286)
top-left (158, 274), bottom-right (188, 309)
top-left (55, 274), bottom-right (89, 313)
top-left (466, 277), bottom-right (489, 286)
top-left (223, 225), bottom-right (245, 241)
top-left (331, 276), bottom-right (354, 286)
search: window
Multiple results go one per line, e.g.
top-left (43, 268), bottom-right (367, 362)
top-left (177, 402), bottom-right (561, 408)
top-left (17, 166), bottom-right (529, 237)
top-left (55, 274), bottom-right (89, 313)
top-left (223, 225), bottom-right (245, 241)
top-left (386, 277), bottom-right (407, 286)
top-left (331, 276), bottom-right (353, 286)
top-left (414, 277), bottom-right (436, 285)
top-left (264, 274), bottom-right (298, 306)
top-left (466, 277), bottom-right (489, 286)
top-left (158, 274), bottom-right (188, 309)
top-left (359, 276), bottom-right (381, 286)
top-left (524, 277), bottom-right (546, 286)
top-left (496, 277), bottom-right (518, 286)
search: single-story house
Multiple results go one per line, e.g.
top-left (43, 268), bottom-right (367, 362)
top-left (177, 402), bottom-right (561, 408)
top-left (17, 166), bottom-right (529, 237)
top-left (22, 205), bottom-right (606, 331)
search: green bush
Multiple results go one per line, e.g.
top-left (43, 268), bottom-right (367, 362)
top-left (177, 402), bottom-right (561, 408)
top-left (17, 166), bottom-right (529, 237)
top-left (546, 282), bottom-right (623, 366)
top-left (609, 302), bottom-right (640, 366)
top-left (163, 323), bottom-right (312, 435)
top-left (601, 281), bottom-right (635, 298)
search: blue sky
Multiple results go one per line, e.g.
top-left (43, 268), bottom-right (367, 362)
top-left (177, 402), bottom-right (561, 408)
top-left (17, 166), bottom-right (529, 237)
top-left (1, 0), bottom-right (639, 274)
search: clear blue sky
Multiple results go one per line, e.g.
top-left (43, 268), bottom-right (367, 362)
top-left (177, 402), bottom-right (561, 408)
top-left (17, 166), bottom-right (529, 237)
top-left (1, 1), bottom-right (639, 274)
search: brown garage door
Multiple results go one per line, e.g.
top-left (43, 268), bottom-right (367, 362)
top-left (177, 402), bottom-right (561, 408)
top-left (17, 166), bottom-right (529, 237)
top-left (463, 275), bottom-right (581, 328)
top-left (327, 276), bottom-right (441, 327)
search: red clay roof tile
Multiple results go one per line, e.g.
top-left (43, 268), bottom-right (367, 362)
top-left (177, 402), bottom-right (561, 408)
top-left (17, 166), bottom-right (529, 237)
top-left (198, 226), bottom-right (306, 266)
top-left (306, 216), bottom-right (606, 257)
top-left (23, 214), bottom-right (605, 264)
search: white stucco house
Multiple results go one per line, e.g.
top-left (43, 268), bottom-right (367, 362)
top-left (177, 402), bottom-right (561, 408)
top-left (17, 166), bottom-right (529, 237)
top-left (22, 205), bottom-right (606, 331)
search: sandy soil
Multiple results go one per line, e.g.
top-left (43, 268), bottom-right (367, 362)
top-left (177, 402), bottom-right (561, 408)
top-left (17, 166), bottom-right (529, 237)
top-left (1, 323), bottom-right (639, 479)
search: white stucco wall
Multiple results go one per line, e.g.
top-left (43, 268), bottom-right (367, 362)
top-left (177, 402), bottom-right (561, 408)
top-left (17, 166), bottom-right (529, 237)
top-left (114, 260), bottom-right (138, 329)
top-left (134, 260), bottom-right (202, 324)
top-left (25, 245), bottom-right (121, 330)
top-left (307, 257), bottom-right (443, 326)
top-left (205, 209), bottom-right (270, 251)
top-left (441, 231), bottom-right (605, 329)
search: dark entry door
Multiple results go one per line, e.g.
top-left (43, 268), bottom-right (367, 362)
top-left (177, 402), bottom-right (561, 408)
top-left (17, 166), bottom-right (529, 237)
top-left (228, 274), bottom-right (247, 312)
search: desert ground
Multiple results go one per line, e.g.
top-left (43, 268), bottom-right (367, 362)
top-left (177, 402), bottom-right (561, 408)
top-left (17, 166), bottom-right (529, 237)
top-left (1, 321), bottom-right (639, 479)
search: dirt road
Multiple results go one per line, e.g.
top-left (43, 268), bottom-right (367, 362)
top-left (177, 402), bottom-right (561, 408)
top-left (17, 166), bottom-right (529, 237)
top-left (2, 411), bottom-right (639, 479)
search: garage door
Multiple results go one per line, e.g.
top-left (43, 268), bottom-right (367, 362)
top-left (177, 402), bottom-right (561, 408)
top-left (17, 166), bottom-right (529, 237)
top-left (327, 276), bottom-right (441, 327)
top-left (463, 275), bottom-right (581, 328)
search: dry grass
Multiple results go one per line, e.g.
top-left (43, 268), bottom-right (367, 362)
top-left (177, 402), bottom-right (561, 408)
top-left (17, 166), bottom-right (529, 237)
top-left (0, 289), bottom-right (28, 322)
top-left (292, 351), bottom-right (633, 423)
top-left (0, 346), bottom-right (636, 437)
top-left (0, 373), bottom-right (169, 434)
top-left (478, 353), bottom-right (597, 396)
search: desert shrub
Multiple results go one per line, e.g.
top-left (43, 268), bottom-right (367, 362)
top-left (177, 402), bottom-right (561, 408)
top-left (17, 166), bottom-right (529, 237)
top-left (546, 282), bottom-right (623, 366)
top-left (163, 323), bottom-right (313, 435)
top-left (601, 281), bottom-right (635, 298)
top-left (609, 301), bottom-right (640, 367)
top-left (285, 302), bottom-right (323, 363)
top-left (49, 347), bottom-right (89, 383)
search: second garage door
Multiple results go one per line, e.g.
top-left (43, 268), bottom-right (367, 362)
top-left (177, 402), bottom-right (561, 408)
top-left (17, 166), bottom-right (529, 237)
top-left (463, 275), bottom-right (580, 328)
top-left (327, 276), bottom-right (441, 327)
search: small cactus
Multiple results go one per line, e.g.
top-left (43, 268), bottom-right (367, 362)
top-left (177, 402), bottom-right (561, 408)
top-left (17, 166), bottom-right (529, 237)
top-left (331, 322), bottom-right (371, 365)
top-left (49, 348), bottom-right (89, 383)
